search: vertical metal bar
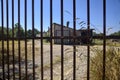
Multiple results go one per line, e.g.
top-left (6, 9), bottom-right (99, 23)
top-left (18, 0), bottom-right (21, 79)
top-left (12, 0), bottom-right (15, 79)
top-left (87, 0), bottom-right (90, 80)
top-left (73, 0), bottom-right (76, 79)
top-left (32, 0), bottom-right (35, 79)
top-left (24, 0), bottom-right (28, 79)
top-left (103, 0), bottom-right (106, 80)
top-left (40, 0), bottom-right (43, 79)
top-left (6, 0), bottom-right (10, 79)
top-left (50, 0), bottom-right (53, 79)
top-left (60, 0), bottom-right (64, 79)
top-left (1, 0), bottom-right (5, 79)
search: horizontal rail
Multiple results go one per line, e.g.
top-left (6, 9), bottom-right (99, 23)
top-left (0, 0), bottom-right (119, 80)
top-left (0, 36), bottom-right (120, 40)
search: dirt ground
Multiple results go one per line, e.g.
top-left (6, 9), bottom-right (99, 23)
top-left (32, 40), bottom-right (92, 80)
top-left (0, 40), bottom-right (96, 80)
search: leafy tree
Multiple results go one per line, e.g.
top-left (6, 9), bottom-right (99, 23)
top-left (27, 28), bottom-right (40, 38)
top-left (27, 29), bottom-right (32, 37)
top-left (0, 24), bottom-right (40, 39)
top-left (0, 27), bottom-right (7, 38)
top-left (8, 28), bottom-right (12, 38)
top-left (110, 30), bottom-right (120, 36)
top-left (14, 23), bottom-right (25, 38)
top-left (34, 28), bottom-right (40, 36)
top-left (0, 27), bottom-right (5, 38)
top-left (0, 27), bottom-right (13, 39)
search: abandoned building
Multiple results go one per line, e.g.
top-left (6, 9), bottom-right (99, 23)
top-left (47, 23), bottom-right (94, 44)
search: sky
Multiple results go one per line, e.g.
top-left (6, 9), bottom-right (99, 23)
top-left (0, 0), bottom-right (120, 35)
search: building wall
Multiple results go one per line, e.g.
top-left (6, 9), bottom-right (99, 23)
top-left (49, 23), bottom-right (93, 44)
top-left (52, 23), bottom-right (75, 44)
top-left (52, 23), bottom-right (74, 37)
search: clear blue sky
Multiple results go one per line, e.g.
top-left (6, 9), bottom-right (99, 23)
top-left (0, 0), bottom-right (120, 34)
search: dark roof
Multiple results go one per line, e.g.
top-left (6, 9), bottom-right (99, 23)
top-left (53, 23), bottom-right (73, 29)
top-left (53, 23), bottom-right (94, 31)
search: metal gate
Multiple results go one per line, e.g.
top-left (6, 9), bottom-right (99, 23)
top-left (0, 0), bottom-right (120, 80)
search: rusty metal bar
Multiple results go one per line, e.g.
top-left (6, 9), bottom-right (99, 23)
top-left (0, 0), bottom-right (116, 79)
top-left (50, 0), bottom-right (53, 79)
top-left (24, 0), bottom-right (28, 79)
top-left (60, 0), bottom-right (64, 79)
top-left (6, 0), bottom-right (10, 79)
top-left (18, 0), bottom-right (21, 79)
top-left (32, 0), bottom-right (35, 79)
top-left (0, 36), bottom-right (120, 40)
top-left (1, 0), bottom-right (5, 79)
top-left (40, 0), bottom-right (44, 79)
top-left (93, 35), bottom-right (120, 39)
top-left (87, 0), bottom-right (90, 80)
top-left (73, 0), bottom-right (76, 79)
top-left (12, 0), bottom-right (15, 79)
top-left (103, 0), bottom-right (106, 79)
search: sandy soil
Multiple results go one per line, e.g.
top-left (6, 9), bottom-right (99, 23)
top-left (0, 40), bottom-right (96, 80)
top-left (33, 40), bottom-right (90, 80)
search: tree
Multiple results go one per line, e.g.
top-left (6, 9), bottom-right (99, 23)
top-left (14, 23), bottom-right (25, 38)
top-left (27, 29), bottom-right (32, 38)
top-left (27, 28), bottom-right (40, 38)
top-left (110, 30), bottom-right (120, 36)
top-left (8, 28), bottom-right (12, 38)
top-left (34, 28), bottom-right (40, 36)
top-left (0, 27), bottom-right (13, 39)
top-left (0, 27), bottom-right (7, 38)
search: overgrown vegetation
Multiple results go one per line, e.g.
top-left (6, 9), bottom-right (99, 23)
top-left (93, 30), bottom-right (120, 36)
top-left (110, 30), bottom-right (120, 36)
top-left (90, 47), bottom-right (120, 80)
top-left (93, 39), bottom-right (120, 46)
top-left (0, 40), bottom-right (39, 79)
top-left (0, 23), bottom-right (40, 39)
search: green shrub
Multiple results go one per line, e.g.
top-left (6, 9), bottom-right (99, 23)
top-left (90, 47), bottom-right (120, 80)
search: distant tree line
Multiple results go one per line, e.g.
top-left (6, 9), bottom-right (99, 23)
top-left (110, 30), bottom-right (120, 36)
top-left (93, 30), bottom-right (120, 36)
top-left (0, 23), bottom-right (40, 39)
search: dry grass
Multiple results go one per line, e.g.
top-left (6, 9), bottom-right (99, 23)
top-left (1, 40), bottom-right (120, 79)
top-left (0, 40), bottom-right (40, 60)
top-left (94, 39), bottom-right (120, 46)
top-left (90, 46), bottom-right (120, 80)
top-left (0, 40), bottom-right (41, 79)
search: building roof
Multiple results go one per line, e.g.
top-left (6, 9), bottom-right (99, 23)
top-left (53, 23), bottom-right (73, 29)
top-left (53, 23), bottom-right (94, 31)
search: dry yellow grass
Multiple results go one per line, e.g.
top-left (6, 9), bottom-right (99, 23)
top-left (90, 47), bottom-right (120, 80)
